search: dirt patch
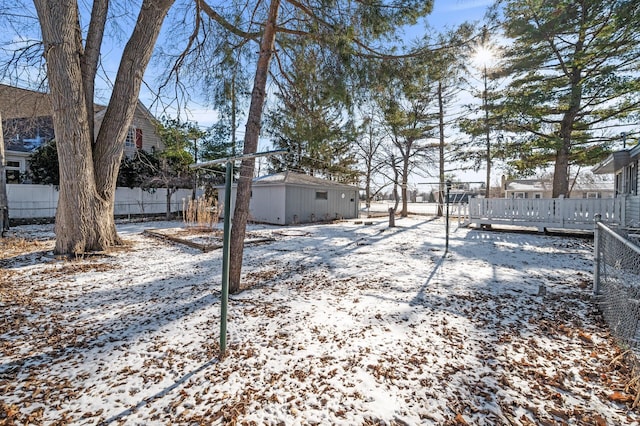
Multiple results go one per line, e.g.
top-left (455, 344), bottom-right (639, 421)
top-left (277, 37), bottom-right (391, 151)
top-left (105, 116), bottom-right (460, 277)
top-left (145, 228), bottom-right (276, 252)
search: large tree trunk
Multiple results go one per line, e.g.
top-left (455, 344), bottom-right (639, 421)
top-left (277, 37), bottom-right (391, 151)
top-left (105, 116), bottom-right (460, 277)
top-left (36, 0), bottom-right (102, 254)
top-left (228, 0), bottom-right (281, 294)
top-left (552, 54), bottom-right (583, 199)
top-left (34, 0), bottom-right (174, 254)
top-left (552, 143), bottom-right (570, 198)
top-left (0, 112), bottom-right (8, 236)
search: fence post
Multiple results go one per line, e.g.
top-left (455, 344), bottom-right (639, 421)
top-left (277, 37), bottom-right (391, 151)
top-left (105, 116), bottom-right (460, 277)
top-left (593, 213), bottom-right (601, 295)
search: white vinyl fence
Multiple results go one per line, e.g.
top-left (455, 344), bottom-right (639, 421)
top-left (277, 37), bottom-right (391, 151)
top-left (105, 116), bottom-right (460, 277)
top-left (6, 184), bottom-right (192, 219)
top-left (466, 197), bottom-right (626, 231)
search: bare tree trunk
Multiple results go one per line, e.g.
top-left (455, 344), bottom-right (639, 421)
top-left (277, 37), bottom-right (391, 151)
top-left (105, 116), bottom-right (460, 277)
top-left (166, 188), bottom-right (173, 221)
top-left (228, 0), bottom-right (280, 294)
top-left (36, 0), bottom-right (102, 254)
top-left (391, 155), bottom-right (400, 213)
top-left (93, 0), bottom-right (175, 243)
top-left (34, 0), bottom-right (174, 254)
top-left (0, 112), bottom-right (8, 236)
top-left (400, 143), bottom-right (411, 217)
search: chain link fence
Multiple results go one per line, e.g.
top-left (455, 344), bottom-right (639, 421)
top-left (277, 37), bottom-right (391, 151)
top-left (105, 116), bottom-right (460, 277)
top-left (593, 220), bottom-right (640, 353)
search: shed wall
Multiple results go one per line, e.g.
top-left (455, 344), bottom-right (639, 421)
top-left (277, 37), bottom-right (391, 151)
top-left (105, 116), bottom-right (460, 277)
top-left (284, 185), bottom-right (358, 224)
top-left (250, 186), bottom-right (287, 225)
top-left (218, 183), bottom-right (360, 225)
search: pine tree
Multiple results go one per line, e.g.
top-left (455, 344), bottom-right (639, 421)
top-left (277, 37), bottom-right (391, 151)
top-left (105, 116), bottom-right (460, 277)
top-left (498, 0), bottom-right (640, 197)
top-left (266, 43), bottom-right (358, 183)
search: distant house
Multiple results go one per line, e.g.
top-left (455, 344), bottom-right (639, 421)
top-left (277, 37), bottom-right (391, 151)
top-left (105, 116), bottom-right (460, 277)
top-left (503, 178), bottom-right (614, 199)
top-left (0, 84), bottom-right (163, 183)
top-left (592, 144), bottom-right (639, 197)
top-left (218, 171), bottom-right (360, 225)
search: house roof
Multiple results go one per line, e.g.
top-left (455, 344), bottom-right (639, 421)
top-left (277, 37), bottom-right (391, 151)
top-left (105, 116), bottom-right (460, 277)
top-left (93, 100), bottom-right (156, 125)
top-left (0, 84), bottom-right (51, 119)
top-left (253, 171), bottom-right (358, 190)
top-left (505, 178), bottom-right (613, 193)
top-left (0, 83), bottom-right (107, 120)
top-left (592, 150), bottom-right (631, 174)
top-left (505, 179), bottom-right (551, 192)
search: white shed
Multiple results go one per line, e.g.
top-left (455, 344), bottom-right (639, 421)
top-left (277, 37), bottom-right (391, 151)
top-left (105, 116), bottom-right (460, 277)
top-left (218, 171), bottom-right (360, 225)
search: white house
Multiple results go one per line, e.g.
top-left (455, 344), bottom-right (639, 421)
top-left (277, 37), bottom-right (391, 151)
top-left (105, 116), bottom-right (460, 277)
top-left (503, 178), bottom-right (614, 199)
top-left (218, 171), bottom-right (360, 225)
top-left (592, 144), bottom-right (639, 197)
top-left (593, 143), bottom-right (640, 226)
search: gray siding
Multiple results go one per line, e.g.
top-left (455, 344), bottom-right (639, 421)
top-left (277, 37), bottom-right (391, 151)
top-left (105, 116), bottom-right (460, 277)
top-left (626, 196), bottom-right (640, 227)
top-left (284, 185), bottom-right (358, 224)
top-left (250, 186), bottom-right (286, 225)
top-left (218, 181), bottom-right (360, 225)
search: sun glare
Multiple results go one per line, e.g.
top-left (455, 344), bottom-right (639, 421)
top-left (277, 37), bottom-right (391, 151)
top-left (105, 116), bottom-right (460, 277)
top-left (473, 45), bottom-right (496, 69)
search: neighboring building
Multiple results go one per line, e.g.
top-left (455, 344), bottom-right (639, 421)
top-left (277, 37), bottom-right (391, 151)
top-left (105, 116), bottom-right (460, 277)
top-left (592, 144), bottom-right (639, 197)
top-left (503, 178), bottom-right (614, 199)
top-left (94, 101), bottom-right (163, 158)
top-left (0, 84), bottom-right (163, 183)
top-left (218, 171), bottom-right (360, 225)
top-left (592, 144), bottom-right (640, 226)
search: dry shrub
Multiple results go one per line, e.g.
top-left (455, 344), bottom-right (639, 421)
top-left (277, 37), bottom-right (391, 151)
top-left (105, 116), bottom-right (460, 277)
top-left (183, 196), bottom-right (220, 230)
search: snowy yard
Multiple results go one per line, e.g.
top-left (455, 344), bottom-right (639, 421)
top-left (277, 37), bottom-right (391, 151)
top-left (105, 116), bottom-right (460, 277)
top-left (1, 216), bottom-right (638, 425)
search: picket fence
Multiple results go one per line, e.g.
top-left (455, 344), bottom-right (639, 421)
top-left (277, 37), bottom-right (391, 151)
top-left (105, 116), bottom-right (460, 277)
top-left (465, 196), bottom-right (639, 231)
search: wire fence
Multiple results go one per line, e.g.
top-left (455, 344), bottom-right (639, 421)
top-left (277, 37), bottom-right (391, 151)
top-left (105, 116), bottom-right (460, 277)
top-left (593, 220), bottom-right (640, 355)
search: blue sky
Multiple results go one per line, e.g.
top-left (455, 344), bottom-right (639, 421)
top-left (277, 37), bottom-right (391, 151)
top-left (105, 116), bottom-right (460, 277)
top-left (426, 0), bottom-right (493, 28)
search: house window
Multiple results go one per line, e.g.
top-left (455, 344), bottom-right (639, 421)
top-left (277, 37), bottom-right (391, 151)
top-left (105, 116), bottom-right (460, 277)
top-left (5, 159), bottom-right (22, 183)
top-left (5, 170), bottom-right (20, 183)
top-left (513, 192), bottom-right (526, 199)
top-left (315, 191), bottom-right (328, 200)
top-left (125, 127), bottom-right (136, 148)
top-left (533, 193), bottom-right (542, 199)
top-left (585, 192), bottom-right (599, 199)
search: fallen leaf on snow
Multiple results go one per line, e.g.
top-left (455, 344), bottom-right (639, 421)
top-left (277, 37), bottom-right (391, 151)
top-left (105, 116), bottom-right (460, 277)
top-left (608, 391), bottom-right (634, 403)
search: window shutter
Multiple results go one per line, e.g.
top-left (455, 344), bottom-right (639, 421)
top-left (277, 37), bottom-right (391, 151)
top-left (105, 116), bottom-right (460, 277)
top-left (135, 128), bottom-right (143, 150)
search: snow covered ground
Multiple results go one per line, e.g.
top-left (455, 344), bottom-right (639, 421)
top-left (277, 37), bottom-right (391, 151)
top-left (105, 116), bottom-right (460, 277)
top-left (1, 216), bottom-right (638, 425)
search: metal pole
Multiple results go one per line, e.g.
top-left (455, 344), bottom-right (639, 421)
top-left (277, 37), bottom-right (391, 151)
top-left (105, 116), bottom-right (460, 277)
top-left (445, 180), bottom-right (451, 253)
top-left (190, 148), bottom-right (287, 359)
top-left (220, 161), bottom-right (233, 358)
top-left (593, 214), bottom-right (601, 295)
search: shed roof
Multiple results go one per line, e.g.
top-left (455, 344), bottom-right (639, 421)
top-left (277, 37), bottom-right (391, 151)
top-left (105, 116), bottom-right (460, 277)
top-left (253, 171), bottom-right (358, 190)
